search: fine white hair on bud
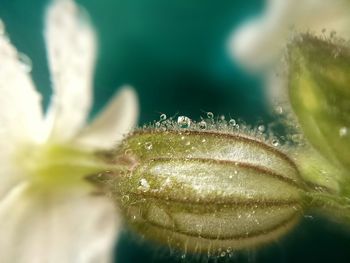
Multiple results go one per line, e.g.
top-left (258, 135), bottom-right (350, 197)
top-left (105, 123), bottom-right (305, 255)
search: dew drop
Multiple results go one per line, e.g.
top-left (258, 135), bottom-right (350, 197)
top-left (144, 142), bottom-right (153, 150)
top-left (18, 53), bottom-right (32, 73)
top-left (304, 215), bottom-right (314, 220)
top-left (272, 139), bottom-right (279, 146)
top-left (229, 119), bottom-right (236, 126)
top-left (121, 195), bottom-right (130, 203)
top-left (330, 30), bottom-right (337, 38)
top-left (124, 149), bottom-right (132, 155)
top-left (275, 106), bottom-right (284, 115)
top-left (258, 125), bottom-right (265, 133)
top-left (138, 178), bottom-right (150, 192)
top-left (207, 112), bottom-right (214, 119)
top-left (177, 116), bottom-right (191, 128)
top-left (339, 127), bottom-right (348, 137)
top-left (162, 177), bottom-right (172, 187)
top-left (160, 113), bottom-right (167, 120)
top-left (333, 49), bottom-right (340, 58)
top-left (199, 120), bottom-right (207, 129)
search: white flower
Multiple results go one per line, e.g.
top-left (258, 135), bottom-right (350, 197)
top-left (0, 0), bottom-right (138, 262)
top-left (229, 0), bottom-right (350, 70)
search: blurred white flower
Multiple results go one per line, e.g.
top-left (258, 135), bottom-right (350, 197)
top-left (0, 0), bottom-right (138, 262)
top-left (229, 0), bottom-right (350, 71)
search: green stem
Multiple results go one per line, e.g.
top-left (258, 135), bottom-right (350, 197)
top-left (306, 190), bottom-right (350, 224)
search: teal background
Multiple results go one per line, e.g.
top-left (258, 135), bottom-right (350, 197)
top-left (0, 0), bottom-right (349, 262)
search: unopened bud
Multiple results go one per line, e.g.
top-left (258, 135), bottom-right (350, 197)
top-left (110, 129), bottom-right (304, 254)
top-left (288, 34), bottom-right (350, 171)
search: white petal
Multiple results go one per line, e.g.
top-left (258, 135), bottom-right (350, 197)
top-left (0, 183), bottom-right (119, 263)
top-left (229, 0), bottom-right (350, 70)
top-left (0, 27), bottom-right (44, 199)
top-left (75, 86), bottom-right (139, 150)
top-left (0, 27), bottom-right (44, 143)
top-left (45, 0), bottom-right (96, 141)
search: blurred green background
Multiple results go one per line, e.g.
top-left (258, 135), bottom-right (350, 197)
top-left (0, 0), bottom-right (350, 262)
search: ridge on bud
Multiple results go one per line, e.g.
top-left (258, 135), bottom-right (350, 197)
top-left (108, 129), bottom-right (305, 254)
top-left (288, 34), bottom-right (350, 171)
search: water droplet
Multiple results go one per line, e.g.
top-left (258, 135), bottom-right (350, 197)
top-left (124, 149), bottom-right (132, 155)
top-left (201, 139), bottom-right (206, 143)
top-left (163, 177), bottom-right (172, 187)
top-left (272, 139), bottom-right (279, 146)
top-left (144, 142), bottom-right (153, 150)
top-left (160, 113), bottom-right (167, 120)
top-left (220, 251), bottom-right (226, 257)
top-left (185, 141), bottom-right (191, 146)
top-left (258, 125), bottom-right (265, 133)
top-left (199, 120), bottom-right (207, 129)
top-left (333, 48), bottom-right (340, 58)
top-left (229, 119), bottom-right (236, 126)
top-left (207, 112), bottom-right (214, 119)
top-left (275, 106), bottom-right (283, 115)
top-left (121, 195), bottom-right (130, 203)
top-left (155, 121), bottom-right (161, 127)
top-left (330, 30), bottom-right (337, 38)
top-left (177, 116), bottom-right (191, 128)
top-left (138, 178), bottom-right (150, 192)
top-left (339, 127), bottom-right (348, 137)
top-left (18, 53), bottom-right (32, 73)
top-left (234, 170), bottom-right (238, 175)
top-left (220, 115), bottom-right (225, 121)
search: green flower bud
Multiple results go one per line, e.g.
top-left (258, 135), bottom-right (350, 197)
top-left (288, 34), bottom-right (350, 171)
top-left (110, 129), bottom-right (305, 254)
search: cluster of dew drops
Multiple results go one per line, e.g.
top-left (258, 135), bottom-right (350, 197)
top-left (139, 112), bottom-right (282, 148)
top-left (0, 19), bottom-right (33, 73)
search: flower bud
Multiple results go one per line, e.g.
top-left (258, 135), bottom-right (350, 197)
top-left (112, 130), bottom-right (304, 254)
top-left (288, 34), bottom-right (350, 171)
